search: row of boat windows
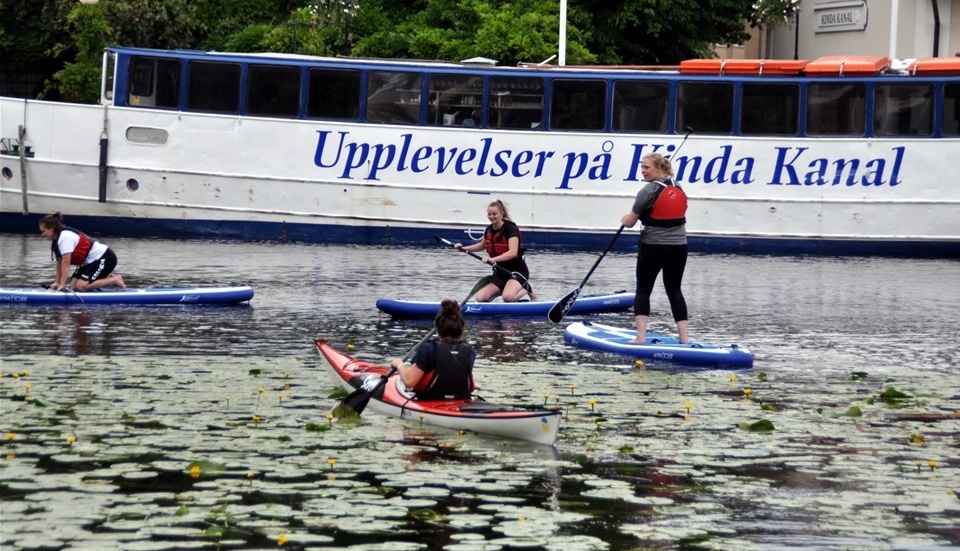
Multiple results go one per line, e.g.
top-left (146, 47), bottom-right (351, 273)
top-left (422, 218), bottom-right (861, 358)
top-left (124, 56), bottom-right (960, 137)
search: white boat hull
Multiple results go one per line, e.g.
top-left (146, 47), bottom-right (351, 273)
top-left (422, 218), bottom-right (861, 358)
top-left (3, 97), bottom-right (958, 255)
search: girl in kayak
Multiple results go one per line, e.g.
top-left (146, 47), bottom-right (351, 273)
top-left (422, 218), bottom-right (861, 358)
top-left (39, 212), bottom-right (126, 292)
top-left (620, 153), bottom-right (690, 345)
top-left (392, 299), bottom-right (476, 400)
top-left (453, 199), bottom-right (537, 302)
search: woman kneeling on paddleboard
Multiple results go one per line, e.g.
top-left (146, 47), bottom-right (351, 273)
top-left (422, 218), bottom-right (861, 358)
top-left (391, 299), bottom-right (476, 400)
top-left (453, 199), bottom-right (536, 302)
top-left (39, 212), bottom-right (126, 292)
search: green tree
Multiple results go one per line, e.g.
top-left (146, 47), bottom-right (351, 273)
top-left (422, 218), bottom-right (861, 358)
top-left (577, 0), bottom-right (754, 64)
top-left (353, 0), bottom-right (594, 66)
top-left (751, 0), bottom-right (799, 30)
top-left (3, 0), bottom-right (761, 101)
top-left (46, 2), bottom-right (111, 102)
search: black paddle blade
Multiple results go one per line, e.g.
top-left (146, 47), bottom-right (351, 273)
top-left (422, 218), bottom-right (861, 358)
top-left (547, 287), bottom-right (581, 324)
top-left (338, 374), bottom-right (389, 415)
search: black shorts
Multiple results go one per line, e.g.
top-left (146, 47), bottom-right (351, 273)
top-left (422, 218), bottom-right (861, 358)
top-left (489, 264), bottom-right (530, 291)
top-left (72, 249), bottom-right (118, 282)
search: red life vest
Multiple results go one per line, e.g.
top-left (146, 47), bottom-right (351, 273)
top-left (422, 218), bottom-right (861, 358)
top-left (51, 228), bottom-right (94, 266)
top-left (484, 220), bottom-right (524, 258)
top-left (641, 180), bottom-right (687, 227)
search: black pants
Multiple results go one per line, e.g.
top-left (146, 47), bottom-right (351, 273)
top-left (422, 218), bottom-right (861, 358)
top-left (633, 243), bottom-right (688, 322)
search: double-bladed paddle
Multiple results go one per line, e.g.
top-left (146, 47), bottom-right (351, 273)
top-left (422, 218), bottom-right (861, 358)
top-left (547, 225), bottom-right (625, 324)
top-left (337, 276), bottom-right (491, 416)
top-left (434, 235), bottom-right (534, 296)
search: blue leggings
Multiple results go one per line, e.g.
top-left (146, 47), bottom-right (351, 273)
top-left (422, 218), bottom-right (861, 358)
top-left (633, 243), bottom-right (688, 322)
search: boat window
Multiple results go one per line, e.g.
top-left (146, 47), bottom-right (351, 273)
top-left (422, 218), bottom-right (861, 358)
top-left (942, 83), bottom-right (959, 136)
top-left (366, 71), bottom-right (422, 124)
top-left (307, 68), bottom-right (361, 120)
top-left (103, 51), bottom-right (116, 103)
top-left (612, 81), bottom-right (668, 133)
top-left (874, 83), bottom-right (934, 136)
top-left (428, 74), bottom-right (483, 127)
top-left (550, 79), bottom-right (606, 131)
top-left (677, 82), bottom-right (733, 134)
top-left (741, 83), bottom-right (800, 135)
top-left (489, 76), bottom-right (544, 130)
top-left (247, 64), bottom-right (300, 118)
top-left (129, 58), bottom-right (154, 97)
top-left (806, 83), bottom-right (865, 135)
top-left (127, 56), bottom-right (180, 109)
top-left (187, 61), bottom-right (241, 114)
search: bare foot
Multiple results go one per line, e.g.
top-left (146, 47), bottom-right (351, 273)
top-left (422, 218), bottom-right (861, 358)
top-left (628, 338), bottom-right (646, 345)
top-left (114, 274), bottom-right (126, 291)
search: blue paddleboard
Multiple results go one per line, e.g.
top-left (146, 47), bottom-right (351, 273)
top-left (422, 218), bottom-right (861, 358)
top-left (376, 292), bottom-right (634, 319)
top-left (0, 286), bottom-right (255, 306)
top-left (564, 321), bottom-right (754, 368)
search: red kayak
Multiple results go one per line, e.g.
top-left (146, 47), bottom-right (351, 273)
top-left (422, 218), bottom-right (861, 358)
top-left (316, 339), bottom-right (562, 445)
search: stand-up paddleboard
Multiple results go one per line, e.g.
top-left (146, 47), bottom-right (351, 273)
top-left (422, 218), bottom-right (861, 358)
top-left (0, 286), bottom-right (254, 306)
top-left (564, 321), bottom-right (754, 368)
top-left (377, 292), bottom-right (634, 319)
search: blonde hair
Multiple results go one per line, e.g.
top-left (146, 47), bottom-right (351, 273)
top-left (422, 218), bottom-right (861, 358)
top-left (643, 153), bottom-right (674, 178)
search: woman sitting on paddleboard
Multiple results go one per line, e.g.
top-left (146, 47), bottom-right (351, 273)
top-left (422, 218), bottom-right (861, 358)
top-left (620, 153), bottom-right (690, 345)
top-left (392, 299), bottom-right (476, 400)
top-left (453, 199), bottom-right (537, 302)
top-left (39, 212), bottom-right (126, 292)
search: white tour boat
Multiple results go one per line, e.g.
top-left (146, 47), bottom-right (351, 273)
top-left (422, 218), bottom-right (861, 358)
top-left (2, 48), bottom-right (958, 256)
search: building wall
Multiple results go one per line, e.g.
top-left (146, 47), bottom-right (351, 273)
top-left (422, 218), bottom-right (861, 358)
top-left (765, 0), bottom-right (958, 61)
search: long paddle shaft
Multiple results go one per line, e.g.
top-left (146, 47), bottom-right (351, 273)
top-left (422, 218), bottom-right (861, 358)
top-left (339, 277), bottom-right (489, 415)
top-left (434, 235), bottom-right (534, 295)
top-left (547, 225), bottom-right (625, 324)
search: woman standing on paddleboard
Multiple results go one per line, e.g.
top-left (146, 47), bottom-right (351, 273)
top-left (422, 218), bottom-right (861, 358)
top-left (39, 212), bottom-right (126, 292)
top-left (620, 153), bottom-right (690, 345)
top-left (453, 200), bottom-right (536, 302)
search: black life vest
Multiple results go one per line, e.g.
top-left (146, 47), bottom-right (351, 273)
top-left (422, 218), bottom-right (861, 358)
top-left (640, 180), bottom-right (687, 227)
top-left (51, 227), bottom-right (95, 266)
top-left (415, 341), bottom-right (474, 400)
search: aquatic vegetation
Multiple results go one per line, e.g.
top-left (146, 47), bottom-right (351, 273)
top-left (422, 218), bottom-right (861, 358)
top-left (878, 386), bottom-right (911, 407)
top-left (1, 352), bottom-right (957, 550)
top-left (740, 419), bottom-right (776, 432)
top-left (843, 406), bottom-right (863, 417)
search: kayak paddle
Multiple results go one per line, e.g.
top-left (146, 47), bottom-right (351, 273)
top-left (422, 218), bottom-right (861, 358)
top-left (547, 225), bottom-right (625, 324)
top-left (337, 276), bottom-right (489, 416)
top-left (434, 235), bottom-right (535, 297)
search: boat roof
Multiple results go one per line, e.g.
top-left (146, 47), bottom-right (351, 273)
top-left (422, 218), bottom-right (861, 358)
top-left (106, 46), bottom-right (960, 78)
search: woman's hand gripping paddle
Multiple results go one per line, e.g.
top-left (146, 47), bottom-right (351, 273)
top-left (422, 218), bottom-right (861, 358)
top-left (547, 225), bottom-right (625, 324)
top-left (336, 277), bottom-right (490, 416)
top-left (434, 235), bottom-right (535, 297)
